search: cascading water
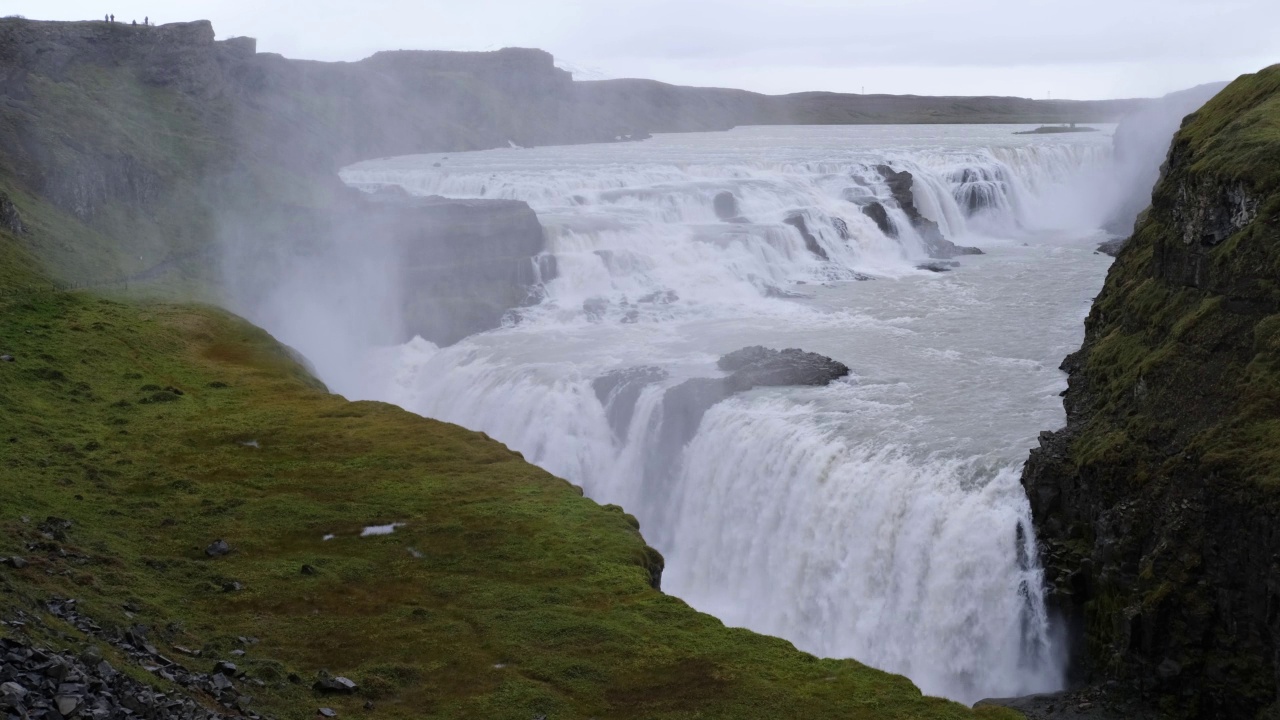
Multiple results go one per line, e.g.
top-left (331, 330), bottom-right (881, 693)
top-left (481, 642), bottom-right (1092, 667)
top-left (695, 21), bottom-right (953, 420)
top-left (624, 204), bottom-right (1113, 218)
top-left (333, 124), bottom-right (1117, 704)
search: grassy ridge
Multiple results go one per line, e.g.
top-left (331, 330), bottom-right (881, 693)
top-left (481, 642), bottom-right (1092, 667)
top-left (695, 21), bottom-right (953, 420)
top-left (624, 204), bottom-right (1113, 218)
top-left (1070, 64), bottom-right (1280, 484)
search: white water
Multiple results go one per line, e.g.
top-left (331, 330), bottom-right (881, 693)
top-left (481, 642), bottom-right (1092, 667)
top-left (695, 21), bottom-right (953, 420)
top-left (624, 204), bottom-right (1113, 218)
top-left (337, 125), bottom-right (1117, 704)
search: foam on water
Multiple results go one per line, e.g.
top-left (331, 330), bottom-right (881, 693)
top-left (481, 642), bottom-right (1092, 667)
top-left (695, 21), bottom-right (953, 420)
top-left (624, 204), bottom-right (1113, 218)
top-left (334, 124), bottom-right (1119, 703)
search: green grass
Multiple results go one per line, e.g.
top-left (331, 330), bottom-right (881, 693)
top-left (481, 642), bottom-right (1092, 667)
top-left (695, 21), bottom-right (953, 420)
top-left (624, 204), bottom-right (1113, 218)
top-left (1063, 65), bottom-right (1280, 486)
top-left (1178, 64), bottom-right (1280, 194)
top-left (0, 232), bottom-right (1015, 719)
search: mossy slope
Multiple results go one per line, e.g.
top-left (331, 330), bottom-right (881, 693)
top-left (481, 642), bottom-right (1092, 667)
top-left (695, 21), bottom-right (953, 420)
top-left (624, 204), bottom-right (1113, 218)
top-left (0, 228), bottom-right (1020, 719)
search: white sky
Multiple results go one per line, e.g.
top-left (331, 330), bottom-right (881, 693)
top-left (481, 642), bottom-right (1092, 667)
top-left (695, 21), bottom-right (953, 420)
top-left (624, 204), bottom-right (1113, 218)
top-left (9, 0), bottom-right (1279, 99)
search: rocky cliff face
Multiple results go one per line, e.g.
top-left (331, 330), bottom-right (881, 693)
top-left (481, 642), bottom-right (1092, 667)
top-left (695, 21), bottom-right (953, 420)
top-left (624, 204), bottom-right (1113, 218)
top-left (1021, 65), bottom-right (1280, 718)
top-left (0, 18), bottom-right (571, 344)
top-left (363, 193), bottom-right (550, 346)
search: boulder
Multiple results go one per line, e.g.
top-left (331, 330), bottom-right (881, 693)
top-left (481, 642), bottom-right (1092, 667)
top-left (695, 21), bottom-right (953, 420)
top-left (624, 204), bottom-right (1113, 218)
top-left (204, 539), bottom-right (231, 557)
top-left (1096, 237), bottom-right (1127, 257)
top-left (0, 681), bottom-right (26, 699)
top-left (718, 346), bottom-right (850, 392)
top-left (314, 676), bottom-right (359, 694)
top-left (712, 191), bottom-right (742, 221)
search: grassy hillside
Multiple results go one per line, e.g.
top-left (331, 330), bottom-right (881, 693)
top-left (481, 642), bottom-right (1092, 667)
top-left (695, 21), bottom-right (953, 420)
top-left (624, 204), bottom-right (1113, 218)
top-left (0, 196), bottom-right (1018, 720)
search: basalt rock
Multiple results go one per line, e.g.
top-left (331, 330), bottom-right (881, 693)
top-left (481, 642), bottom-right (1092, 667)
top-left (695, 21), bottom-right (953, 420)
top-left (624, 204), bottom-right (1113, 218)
top-left (1095, 237), bottom-right (1127, 257)
top-left (713, 191), bottom-right (747, 223)
top-left (1019, 67), bottom-right (1280, 718)
top-left (873, 165), bottom-right (983, 258)
top-left (717, 345), bottom-right (850, 391)
top-left (361, 193), bottom-right (551, 345)
top-left (865, 198), bottom-right (896, 235)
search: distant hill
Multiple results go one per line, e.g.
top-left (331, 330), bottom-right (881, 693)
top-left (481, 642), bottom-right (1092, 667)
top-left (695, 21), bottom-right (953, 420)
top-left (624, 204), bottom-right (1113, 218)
top-left (573, 78), bottom-right (1145, 134)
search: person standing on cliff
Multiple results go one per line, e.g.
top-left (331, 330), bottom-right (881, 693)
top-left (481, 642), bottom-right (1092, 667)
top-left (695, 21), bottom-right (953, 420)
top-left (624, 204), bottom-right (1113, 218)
top-left (144, 16), bottom-right (149, 25)
top-left (109, 14), bottom-right (114, 22)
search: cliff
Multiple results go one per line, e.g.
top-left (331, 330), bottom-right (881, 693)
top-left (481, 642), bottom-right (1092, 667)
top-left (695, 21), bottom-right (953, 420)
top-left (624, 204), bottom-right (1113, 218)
top-left (1021, 65), bottom-right (1280, 717)
top-left (0, 19), bottom-right (563, 344)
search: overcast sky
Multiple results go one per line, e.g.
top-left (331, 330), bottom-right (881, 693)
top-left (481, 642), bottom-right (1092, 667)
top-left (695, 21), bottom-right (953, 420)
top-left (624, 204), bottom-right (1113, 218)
top-left (9, 0), bottom-right (1279, 99)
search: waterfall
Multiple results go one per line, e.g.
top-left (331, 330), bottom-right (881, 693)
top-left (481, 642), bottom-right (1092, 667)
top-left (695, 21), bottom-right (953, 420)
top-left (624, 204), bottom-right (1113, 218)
top-left (337, 125), bottom-right (1116, 704)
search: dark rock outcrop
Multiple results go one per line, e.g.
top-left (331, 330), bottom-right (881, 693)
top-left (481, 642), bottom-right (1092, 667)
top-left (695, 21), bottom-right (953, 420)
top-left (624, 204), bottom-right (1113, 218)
top-left (1095, 237), bottom-right (1126, 257)
top-left (658, 346), bottom-right (850, 452)
top-left (360, 194), bottom-right (550, 345)
top-left (204, 539), bottom-right (230, 557)
top-left (717, 345), bottom-right (850, 391)
top-left (874, 165), bottom-right (983, 258)
top-left (0, 635), bottom-right (250, 720)
top-left (1020, 66), bottom-right (1280, 718)
top-left (713, 191), bottom-right (747, 223)
top-left (861, 201), bottom-right (895, 236)
top-left (0, 191), bottom-right (23, 234)
top-left (832, 217), bottom-right (850, 240)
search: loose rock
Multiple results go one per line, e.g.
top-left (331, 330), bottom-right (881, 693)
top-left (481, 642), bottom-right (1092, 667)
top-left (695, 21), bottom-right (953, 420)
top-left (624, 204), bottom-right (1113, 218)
top-left (314, 676), bottom-right (359, 694)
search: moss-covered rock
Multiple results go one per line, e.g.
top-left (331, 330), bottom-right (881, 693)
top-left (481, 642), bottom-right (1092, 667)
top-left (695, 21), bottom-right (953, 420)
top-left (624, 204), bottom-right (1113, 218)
top-left (1021, 64), bottom-right (1280, 718)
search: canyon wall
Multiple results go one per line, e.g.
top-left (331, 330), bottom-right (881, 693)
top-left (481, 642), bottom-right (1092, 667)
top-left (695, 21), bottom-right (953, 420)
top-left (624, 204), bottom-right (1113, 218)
top-left (1022, 64), bottom-right (1280, 718)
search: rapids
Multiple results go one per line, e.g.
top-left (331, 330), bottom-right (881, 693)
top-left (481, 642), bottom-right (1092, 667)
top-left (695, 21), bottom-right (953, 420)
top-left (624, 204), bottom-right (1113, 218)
top-left (334, 124), bottom-right (1119, 703)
